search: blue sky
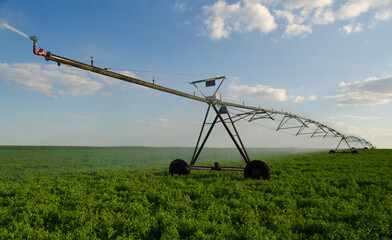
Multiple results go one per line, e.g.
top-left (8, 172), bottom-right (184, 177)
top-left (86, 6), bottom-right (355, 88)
top-left (0, 0), bottom-right (391, 148)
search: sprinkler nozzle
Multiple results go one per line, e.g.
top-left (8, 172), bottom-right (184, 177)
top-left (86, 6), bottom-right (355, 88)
top-left (29, 36), bottom-right (38, 43)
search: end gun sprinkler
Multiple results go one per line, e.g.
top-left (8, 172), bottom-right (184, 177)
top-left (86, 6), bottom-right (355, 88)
top-left (30, 35), bottom-right (47, 57)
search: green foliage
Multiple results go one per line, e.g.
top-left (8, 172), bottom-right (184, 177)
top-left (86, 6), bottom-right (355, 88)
top-left (0, 147), bottom-right (391, 239)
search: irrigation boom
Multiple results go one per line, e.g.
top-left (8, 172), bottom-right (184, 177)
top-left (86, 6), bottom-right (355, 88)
top-left (31, 37), bottom-right (374, 179)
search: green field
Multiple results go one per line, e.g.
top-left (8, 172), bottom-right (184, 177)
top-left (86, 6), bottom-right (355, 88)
top-left (0, 146), bottom-right (391, 239)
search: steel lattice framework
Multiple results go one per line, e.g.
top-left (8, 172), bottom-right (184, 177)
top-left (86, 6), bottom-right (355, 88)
top-left (216, 103), bottom-right (375, 150)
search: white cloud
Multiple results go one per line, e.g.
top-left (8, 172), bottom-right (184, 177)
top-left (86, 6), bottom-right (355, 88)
top-left (336, 0), bottom-right (372, 20)
top-left (332, 75), bottom-right (392, 106)
top-left (312, 8), bottom-right (335, 25)
top-left (336, 0), bottom-right (392, 23)
top-left (339, 76), bottom-right (392, 93)
top-left (202, 0), bottom-right (277, 40)
top-left (274, 10), bottom-right (297, 24)
top-left (283, 0), bottom-right (333, 9)
top-left (227, 82), bottom-right (287, 101)
top-left (292, 94), bottom-right (317, 103)
top-left (375, 9), bottom-right (392, 20)
top-left (336, 92), bottom-right (391, 106)
top-left (340, 22), bottom-right (363, 34)
top-left (275, 9), bottom-right (312, 37)
top-left (284, 23), bottom-right (312, 37)
top-left (309, 95), bottom-right (317, 101)
top-left (199, 0), bottom-right (392, 39)
top-left (0, 63), bottom-right (103, 98)
top-left (293, 96), bottom-right (305, 103)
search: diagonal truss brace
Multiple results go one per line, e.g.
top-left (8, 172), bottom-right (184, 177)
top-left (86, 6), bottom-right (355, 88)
top-left (190, 103), bottom-right (250, 166)
top-left (276, 114), bottom-right (308, 131)
top-left (335, 136), bottom-right (375, 151)
top-left (219, 109), bottom-right (275, 124)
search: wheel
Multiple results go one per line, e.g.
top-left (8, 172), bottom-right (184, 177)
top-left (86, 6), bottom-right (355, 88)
top-left (244, 160), bottom-right (270, 180)
top-left (351, 150), bottom-right (358, 154)
top-left (169, 159), bottom-right (190, 176)
top-left (329, 150), bottom-right (335, 154)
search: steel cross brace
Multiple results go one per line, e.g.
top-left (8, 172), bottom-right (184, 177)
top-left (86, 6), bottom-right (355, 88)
top-left (335, 136), bottom-right (352, 151)
top-left (190, 103), bottom-right (250, 166)
top-left (276, 114), bottom-right (308, 131)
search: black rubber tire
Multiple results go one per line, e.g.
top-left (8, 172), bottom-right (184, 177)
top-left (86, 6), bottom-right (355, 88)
top-left (352, 150), bottom-right (358, 154)
top-left (169, 159), bottom-right (190, 176)
top-left (244, 160), bottom-right (270, 180)
top-left (329, 150), bottom-right (336, 154)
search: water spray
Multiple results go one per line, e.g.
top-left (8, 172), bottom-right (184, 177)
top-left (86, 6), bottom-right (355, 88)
top-left (1, 22), bottom-right (30, 39)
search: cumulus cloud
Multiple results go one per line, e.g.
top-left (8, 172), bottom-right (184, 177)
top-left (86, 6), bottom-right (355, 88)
top-left (330, 75), bottom-right (392, 106)
top-left (283, 0), bottom-right (333, 10)
top-left (293, 95), bottom-right (317, 103)
top-left (284, 23), bottom-right (312, 37)
top-left (339, 76), bottom-right (392, 93)
top-left (336, 0), bottom-right (392, 22)
top-left (340, 22), bottom-right (363, 34)
top-left (275, 9), bottom-right (312, 37)
top-left (227, 82), bottom-right (287, 101)
top-left (0, 63), bottom-right (103, 98)
top-left (308, 95), bottom-right (317, 101)
top-left (312, 8), bottom-right (335, 25)
top-left (200, 0), bottom-right (392, 39)
top-left (336, 0), bottom-right (373, 20)
top-left (375, 9), bottom-right (392, 20)
top-left (202, 0), bottom-right (277, 40)
top-left (293, 96), bottom-right (305, 103)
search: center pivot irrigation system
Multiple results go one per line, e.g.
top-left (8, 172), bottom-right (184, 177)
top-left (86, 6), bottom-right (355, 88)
top-left (30, 36), bottom-right (374, 180)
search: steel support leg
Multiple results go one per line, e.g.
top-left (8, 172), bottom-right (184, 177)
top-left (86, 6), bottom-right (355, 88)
top-left (191, 104), bottom-right (211, 163)
top-left (190, 113), bottom-right (219, 166)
